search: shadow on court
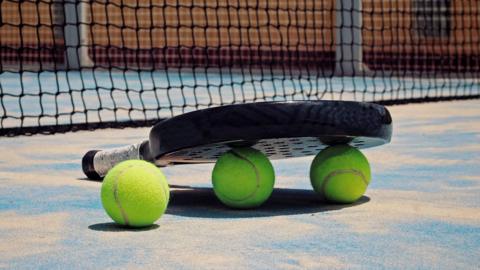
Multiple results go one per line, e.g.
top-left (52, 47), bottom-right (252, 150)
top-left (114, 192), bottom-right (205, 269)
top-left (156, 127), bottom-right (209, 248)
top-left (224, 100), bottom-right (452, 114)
top-left (166, 185), bottom-right (370, 218)
top-left (88, 223), bottom-right (160, 232)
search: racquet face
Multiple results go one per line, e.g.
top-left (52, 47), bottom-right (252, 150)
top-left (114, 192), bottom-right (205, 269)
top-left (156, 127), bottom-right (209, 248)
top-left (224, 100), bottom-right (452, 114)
top-left (149, 101), bottom-right (392, 166)
top-left (154, 136), bottom-right (387, 166)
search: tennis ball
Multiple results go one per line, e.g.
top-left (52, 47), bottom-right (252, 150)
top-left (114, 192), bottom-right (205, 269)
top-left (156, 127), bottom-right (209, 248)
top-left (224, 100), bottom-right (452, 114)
top-left (212, 147), bottom-right (275, 209)
top-left (101, 160), bottom-right (170, 227)
top-left (310, 145), bottom-right (371, 203)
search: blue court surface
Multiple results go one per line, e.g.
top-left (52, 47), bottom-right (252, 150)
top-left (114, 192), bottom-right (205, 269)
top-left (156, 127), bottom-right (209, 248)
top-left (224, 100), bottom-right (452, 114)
top-left (0, 99), bottom-right (479, 269)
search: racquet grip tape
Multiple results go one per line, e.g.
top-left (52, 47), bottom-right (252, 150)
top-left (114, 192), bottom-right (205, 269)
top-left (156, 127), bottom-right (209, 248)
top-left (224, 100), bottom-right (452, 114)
top-left (82, 150), bottom-right (102, 180)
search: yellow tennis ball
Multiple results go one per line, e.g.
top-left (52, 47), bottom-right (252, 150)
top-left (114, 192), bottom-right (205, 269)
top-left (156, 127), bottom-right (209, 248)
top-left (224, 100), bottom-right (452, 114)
top-left (212, 147), bottom-right (275, 209)
top-left (310, 145), bottom-right (371, 203)
top-left (101, 160), bottom-right (170, 227)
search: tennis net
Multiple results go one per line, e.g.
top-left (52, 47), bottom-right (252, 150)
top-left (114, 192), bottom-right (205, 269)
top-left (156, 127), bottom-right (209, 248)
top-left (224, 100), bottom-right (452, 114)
top-left (1, 0), bottom-right (479, 136)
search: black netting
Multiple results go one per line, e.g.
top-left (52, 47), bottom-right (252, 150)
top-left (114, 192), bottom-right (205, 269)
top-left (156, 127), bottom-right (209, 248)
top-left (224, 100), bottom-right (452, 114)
top-left (1, 0), bottom-right (479, 136)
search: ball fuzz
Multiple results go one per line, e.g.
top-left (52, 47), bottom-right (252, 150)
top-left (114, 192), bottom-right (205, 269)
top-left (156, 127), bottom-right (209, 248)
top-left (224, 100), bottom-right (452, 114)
top-left (310, 145), bottom-right (371, 203)
top-left (101, 160), bottom-right (170, 227)
top-left (212, 147), bottom-right (275, 209)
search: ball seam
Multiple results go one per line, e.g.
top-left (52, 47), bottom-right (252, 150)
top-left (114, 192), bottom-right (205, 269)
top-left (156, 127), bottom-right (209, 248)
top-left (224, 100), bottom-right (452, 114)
top-left (320, 169), bottom-right (368, 198)
top-left (113, 165), bottom-right (134, 226)
top-left (217, 150), bottom-right (261, 203)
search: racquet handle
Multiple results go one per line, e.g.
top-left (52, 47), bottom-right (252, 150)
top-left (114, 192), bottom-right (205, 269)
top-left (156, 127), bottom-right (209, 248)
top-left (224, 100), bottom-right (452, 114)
top-left (82, 140), bottom-right (151, 180)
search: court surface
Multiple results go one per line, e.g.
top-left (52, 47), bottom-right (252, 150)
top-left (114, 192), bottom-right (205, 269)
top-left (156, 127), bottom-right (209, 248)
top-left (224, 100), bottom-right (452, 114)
top-left (0, 99), bottom-right (479, 269)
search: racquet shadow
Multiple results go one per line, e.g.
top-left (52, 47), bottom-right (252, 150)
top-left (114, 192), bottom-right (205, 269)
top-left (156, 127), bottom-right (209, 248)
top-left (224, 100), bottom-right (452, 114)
top-left (167, 185), bottom-right (370, 219)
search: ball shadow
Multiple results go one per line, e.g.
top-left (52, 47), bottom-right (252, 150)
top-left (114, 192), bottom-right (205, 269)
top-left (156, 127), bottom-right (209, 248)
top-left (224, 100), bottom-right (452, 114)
top-left (88, 222), bottom-right (160, 232)
top-left (167, 185), bottom-right (370, 219)
top-left (77, 177), bottom-right (101, 182)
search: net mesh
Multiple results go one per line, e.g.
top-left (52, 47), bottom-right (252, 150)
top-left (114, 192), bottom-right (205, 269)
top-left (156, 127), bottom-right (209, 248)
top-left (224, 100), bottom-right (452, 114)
top-left (1, 0), bottom-right (479, 136)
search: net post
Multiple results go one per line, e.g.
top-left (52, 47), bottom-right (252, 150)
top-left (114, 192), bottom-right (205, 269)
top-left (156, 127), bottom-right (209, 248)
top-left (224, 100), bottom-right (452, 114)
top-left (63, 0), bottom-right (93, 69)
top-left (334, 0), bottom-right (371, 76)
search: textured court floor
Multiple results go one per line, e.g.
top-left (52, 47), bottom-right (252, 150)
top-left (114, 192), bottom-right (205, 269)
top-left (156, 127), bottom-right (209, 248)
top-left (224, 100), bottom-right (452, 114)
top-left (0, 100), bottom-right (479, 269)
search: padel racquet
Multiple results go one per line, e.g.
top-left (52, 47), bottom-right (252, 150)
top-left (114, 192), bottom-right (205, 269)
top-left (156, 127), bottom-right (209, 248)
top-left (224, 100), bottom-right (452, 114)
top-left (82, 101), bottom-right (392, 180)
